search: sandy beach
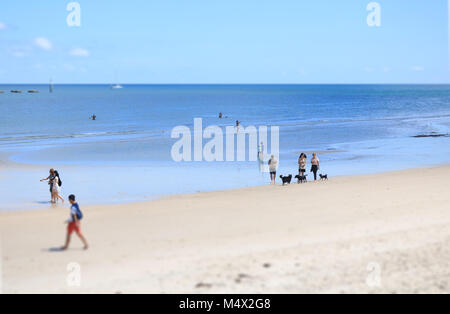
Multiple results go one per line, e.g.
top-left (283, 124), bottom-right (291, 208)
top-left (1, 165), bottom-right (450, 294)
top-left (2, 0), bottom-right (450, 298)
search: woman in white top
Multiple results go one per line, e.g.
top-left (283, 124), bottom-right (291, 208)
top-left (298, 153), bottom-right (307, 177)
top-left (268, 155), bottom-right (279, 185)
top-left (52, 172), bottom-right (65, 204)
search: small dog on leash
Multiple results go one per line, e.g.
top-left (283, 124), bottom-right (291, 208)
top-left (295, 174), bottom-right (308, 184)
top-left (280, 175), bottom-right (293, 185)
top-left (319, 174), bottom-right (328, 181)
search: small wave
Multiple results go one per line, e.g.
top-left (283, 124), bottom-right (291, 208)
top-left (272, 113), bottom-right (450, 128)
top-left (0, 130), bottom-right (142, 143)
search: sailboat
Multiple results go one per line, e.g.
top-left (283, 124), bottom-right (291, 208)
top-left (110, 72), bottom-right (123, 89)
top-left (110, 84), bottom-right (123, 89)
top-left (49, 79), bottom-right (54, 93)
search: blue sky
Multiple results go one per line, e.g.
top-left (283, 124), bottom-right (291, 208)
top-left (0, 0), bottom-right (449, 84)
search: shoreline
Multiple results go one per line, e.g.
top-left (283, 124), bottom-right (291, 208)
top-left (1, 160), bottom-right (450, 213)
top-left (0, 151), bottom-right (450, 215)
top-left (2, 165), bottom-right (450, 293)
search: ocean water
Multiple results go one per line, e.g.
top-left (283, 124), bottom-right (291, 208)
top-left (1, 84), bottom-right (450, 210)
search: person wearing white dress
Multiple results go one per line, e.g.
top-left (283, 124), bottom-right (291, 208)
top-left (52, 173), bottom-right (65, 204)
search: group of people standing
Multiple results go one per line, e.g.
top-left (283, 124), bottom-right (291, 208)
top-left (268, 153), bottom-right (321, 184)
top-left (40, 168), bottom-right (64, 204)
top-left (299, 153), bottom-right (321, 181)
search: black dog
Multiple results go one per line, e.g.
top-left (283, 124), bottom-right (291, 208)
top-left (280, 175), bottom-right (293, 185)
top-left (319, 174), bottom-right (328, 181)
top-left (295, 174), bottom-right (308, 184)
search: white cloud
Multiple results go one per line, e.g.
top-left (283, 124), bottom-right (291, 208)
top-left (363, 67), bottom-right (392, 73)
top-left (63, 64), bottom-right (76, 71)
top-left (10, 46), bottom-right (32, 57)
top-left (0, 22), bottom-right (6, 30)
top-left (62, 64), bottom-right (88, 73)
top-left (33, 63), bottom-right (44, 70)
top-left (69, 48), bottom-right (90, 57)
top-left (411, 66), bottom-right (425, 72)
top-left (34, 37), bottom-right (53, 51)
top-left (12, 51), bottom-right (28, 57)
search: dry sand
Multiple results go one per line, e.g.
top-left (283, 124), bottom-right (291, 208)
top-left (1, 166), bottom-right (450, 294)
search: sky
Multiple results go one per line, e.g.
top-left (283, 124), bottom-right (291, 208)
top-left (0, 0), bottom-right (449, 84)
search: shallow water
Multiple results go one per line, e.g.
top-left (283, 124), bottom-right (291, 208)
top-left (1, 85), bottom-right (449, 210)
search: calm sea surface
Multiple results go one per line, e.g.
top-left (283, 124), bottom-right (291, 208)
top-left (1, 85), bottom-right (449, 210)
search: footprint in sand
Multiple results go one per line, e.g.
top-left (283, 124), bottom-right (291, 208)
top-left (195, 282), bottom-right (213, 289)
top-left (235, 273), bottom-right (252, 284)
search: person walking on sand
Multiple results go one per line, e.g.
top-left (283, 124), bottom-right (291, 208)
top-left (62, 195), bottom-right (89, 251)
top-left (52, 170), bottom-right (64, 204)
top-left (268, 155), bottom-right (279, 185)
top-left (311, 153), bottom-right (320, 181)
top-left (41, 169), bottom-right (56, 203)
top-left (298, 153), bottom-right (307, 177)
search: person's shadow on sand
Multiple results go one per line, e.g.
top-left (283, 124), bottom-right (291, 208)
top-left (45, 247), bottom-right (65, 253)
top-left (35, 201), bottom-right (52, 205)
top-left (44, 247), bottom-right (87, 253)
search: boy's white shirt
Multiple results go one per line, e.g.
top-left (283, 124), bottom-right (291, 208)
top-left (68, 204), bottom-right (78, 222)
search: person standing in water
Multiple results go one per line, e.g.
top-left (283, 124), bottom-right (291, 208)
top-left (52, 170), bottom-right (65, 204)
top-left (311, 153), bottom-right (320, 181)
top-left (298, 153), bottom-right (307, 177)
top-left (268, 155), bottom-right (279, 185)
top-left (258, 142), bottom-right (265, 173)
top-left (41, 169), bottom-right (56, 203)
top-left (258, 142), bottom-right (265, 160)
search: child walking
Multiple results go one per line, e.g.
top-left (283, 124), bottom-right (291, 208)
top-left (62, 195), bottom-right (89, 251)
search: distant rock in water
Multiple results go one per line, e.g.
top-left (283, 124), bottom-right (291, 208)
top-left (413, 133), bottom-right (448, 138)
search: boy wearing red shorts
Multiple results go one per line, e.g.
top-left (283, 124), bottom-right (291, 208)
top-left (62, 194), bottom-right (89, 251)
